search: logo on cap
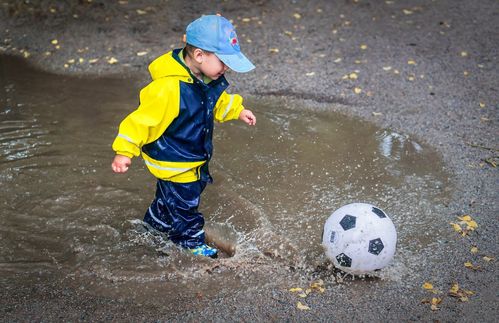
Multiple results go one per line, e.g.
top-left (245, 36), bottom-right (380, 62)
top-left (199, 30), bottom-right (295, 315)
top-left (229, 30), bottom-right (240, 51)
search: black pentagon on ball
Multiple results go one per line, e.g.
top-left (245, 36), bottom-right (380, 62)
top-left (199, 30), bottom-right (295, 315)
top-left (368, 238), bottom-right (384, 255)
top-left (329, 231), bottom-right (336, 243)
top-left (336, 253), bottom-right (352, 267)
top-left (372, 207), bottom-right (387, 218)
top-left (339, 214), bottom-right (356, 230)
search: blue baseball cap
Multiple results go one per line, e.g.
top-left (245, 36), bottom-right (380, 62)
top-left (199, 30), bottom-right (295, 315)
top-left (186, 15), bottom-right (255, 73)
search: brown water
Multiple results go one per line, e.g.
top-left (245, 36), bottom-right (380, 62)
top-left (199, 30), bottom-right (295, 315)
top-left (0, 55), bottom-right (453, 303)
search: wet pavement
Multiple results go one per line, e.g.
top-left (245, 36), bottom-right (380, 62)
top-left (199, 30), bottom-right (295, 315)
top-left (0, 0), bottom-right (497, 321)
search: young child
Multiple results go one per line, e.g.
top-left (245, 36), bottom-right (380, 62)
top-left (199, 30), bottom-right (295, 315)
top-left (111, 15), bottom-right (256, 258)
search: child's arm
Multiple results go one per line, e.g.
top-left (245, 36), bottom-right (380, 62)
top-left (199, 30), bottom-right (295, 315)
top-left (239, 109), bottom-right (256, 126)
top-left (112, 154), bottom-right (131, 173)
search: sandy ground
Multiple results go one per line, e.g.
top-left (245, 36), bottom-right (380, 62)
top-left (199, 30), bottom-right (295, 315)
top-left (1, 0), bottom-right (497, 321)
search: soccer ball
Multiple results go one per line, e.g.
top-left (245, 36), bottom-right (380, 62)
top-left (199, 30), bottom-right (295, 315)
top-left (322, 203), bottom-right (397, 274)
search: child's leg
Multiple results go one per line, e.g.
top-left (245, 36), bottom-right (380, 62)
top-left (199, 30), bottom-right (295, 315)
top-left (143, 179), bottom-right (207, 249)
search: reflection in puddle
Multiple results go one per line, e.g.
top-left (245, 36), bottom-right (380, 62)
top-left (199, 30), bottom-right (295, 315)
top-left (0, 55), bottom-right (452, 303)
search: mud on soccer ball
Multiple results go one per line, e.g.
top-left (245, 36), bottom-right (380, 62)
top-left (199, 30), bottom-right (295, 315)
top-left (322, 203), bottom-right (397, 274)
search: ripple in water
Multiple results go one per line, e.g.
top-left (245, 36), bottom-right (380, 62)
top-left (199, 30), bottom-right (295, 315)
top-left (0, 55), bottom-right (453, 302)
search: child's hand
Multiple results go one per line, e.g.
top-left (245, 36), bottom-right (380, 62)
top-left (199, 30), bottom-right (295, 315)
top-left (239, 109), bottom-right (256, 126)
top-left (112, 154), bottom-right (131, 173)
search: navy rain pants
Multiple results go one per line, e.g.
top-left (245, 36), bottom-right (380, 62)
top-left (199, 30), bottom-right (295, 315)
top-left (143, 179), bottom-right (207, 249)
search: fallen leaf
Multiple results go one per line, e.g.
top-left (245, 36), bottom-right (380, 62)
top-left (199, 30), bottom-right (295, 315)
top-left (470, 246), bottom-right (478, 254)
top-left (269, 48), bottom-right (279, 53)
top-left (137, 51), bottom-right (148, 56)
top-left (464, 261), bottom-right (480, 270)
top-left (334, 58), bottom-right (342, 63)
top-left (241, 17), bottom-right (251, 22)
top-left (360, 44), bottom-right (368, 50)
top-left (108, 57), bottom-right (118, 64)
top-left (51, 39), bottom-right (58, 45)
top-left (298, 293), bottom-right (308, 298)
top-left (403, 9), bottom-right (414, 15)
top-left (306, 72), bottom-right (316, 76)
top-left (430, 297), bottom-right (441, 311)
top-left (450, 222), bottom-right (463, 233)
top-left (460, 51), bottom-right (468, 57)
top-left (383, 66), bottom-right (392, 71)
top-left (408, 59), bottom-right (416, 65)
top-left (136, 9), bottom-right (147, 15)
top-left (483, 256), bottom-right (494, 262)
top-left (297, 301), bottom-right (310, 310)
top-left (422, 282), bottom-right (434, 290)
top-left (449, 283), bottom-right (459, 294)
top-left (293, 13), bottom-right (302, 19)
top-left (349, 72), bottom-right (358, 80)
top-left (289, 287), bottom-right (303, 293)
top-left (89, 58), bottom-right (99, 64)
top-left (354, 87), bottom-right (362, 94)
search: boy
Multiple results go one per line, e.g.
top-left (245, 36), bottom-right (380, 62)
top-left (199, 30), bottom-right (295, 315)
top-left (111, 15), bottom-right (256, 258)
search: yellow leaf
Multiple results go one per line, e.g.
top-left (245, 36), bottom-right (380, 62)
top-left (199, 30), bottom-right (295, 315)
top-left (464, 261), bottom-right (480, 270)
top-left (241, 18), bottom-right (251, 22)
top-left (479, 102), bottom-right (485, 108)
top-left (458, 215), bottom-right (472, 222)
top-left (137, 51), bottom-right (148, 56)
top-left (306, 72), bottom-right (316, 76)
top-left (431, 297), bottom-right (442, 305)
top-left (422, 282), bottom-right (434, 290)
top-left (408, 59), bottom-right (416, 65)
top-left (269, 48), bottom-right (279, 53)
top-left (450, 222), bottom-right (462, 233)
top-left (360, 44), bottom-right (368, 50)
top-left (108, 57), bottom-right (118, 64)
top-left (460, 51), bottom-right (468, 57)
top-left (310, 280), bottom-right (324, 289)
top-left (289, 287), bottom-right (303, 293)
top-left (449, 283), bottom-right (459, 294)
top-left (136, 9), bottom-right (147, 15)
top-left (354, 87), bottom-right (362, 94)
top-left (459, 296), bottom-right (469, 302)
top-left (298, 293), bottom-right (307, 298)
top-left (89, 58), bottom-right (99, 64)
top-left (349, 72), bottom-right (358, 80)
top-left (466, 220), bottom-right (478, 230)
top-left (383, 66), bottom-right (392, 71)
top-left (470, 246), bottom-right (478, 254)
top-left (464, 290), bottom-right (475, 295)
top-left (483, 256), bottom-right (494, 262)
top-left (403, 9), bottom-right (414, 15)
top-left (297, 301), bottom-right (310, 310)
top-left (430, 304), bottom-right (440, 311)
top-left (51, 39), bottom-right (58, 45)
top-left (293, 13), bottom-right (302, 19)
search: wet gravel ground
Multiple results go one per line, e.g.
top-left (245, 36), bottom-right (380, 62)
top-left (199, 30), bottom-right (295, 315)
top-left (1, 0), bottom-right (497, 321)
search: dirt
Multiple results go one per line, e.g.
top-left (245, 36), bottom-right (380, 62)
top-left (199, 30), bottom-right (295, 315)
top-left (0, 0), bottom-right (497, 321)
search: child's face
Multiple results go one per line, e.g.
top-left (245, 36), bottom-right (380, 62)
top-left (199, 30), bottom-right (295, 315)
top-left (199, 52), bottom-right (229, 80)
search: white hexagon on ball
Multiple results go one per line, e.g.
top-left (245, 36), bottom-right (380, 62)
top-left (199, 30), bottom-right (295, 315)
top-left (322, 203), bottom-right (397, 274)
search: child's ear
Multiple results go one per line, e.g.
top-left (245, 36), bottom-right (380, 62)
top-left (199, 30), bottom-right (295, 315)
top-left (193, 48), bottom-right (204, 64)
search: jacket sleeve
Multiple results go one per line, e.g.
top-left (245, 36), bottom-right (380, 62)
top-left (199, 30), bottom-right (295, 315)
top-left (213, 91), bottom-right (245, 123)
top-left (112, 79), bottom-right (179, 158)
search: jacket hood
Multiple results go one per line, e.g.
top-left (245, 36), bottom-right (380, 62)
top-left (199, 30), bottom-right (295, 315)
top-left (148, 50), bottom-right (190, 81)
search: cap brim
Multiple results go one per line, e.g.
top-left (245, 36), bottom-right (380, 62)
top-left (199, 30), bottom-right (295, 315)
top-left (216, 52), bottom-right (255, 73)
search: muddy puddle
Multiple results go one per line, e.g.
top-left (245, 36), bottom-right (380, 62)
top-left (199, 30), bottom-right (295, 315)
top-left (0, 55), bottom-right (453, 304)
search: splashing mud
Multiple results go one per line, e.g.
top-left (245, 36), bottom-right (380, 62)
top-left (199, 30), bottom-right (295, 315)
top-left (0, 55), bottom-right (453, 303)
